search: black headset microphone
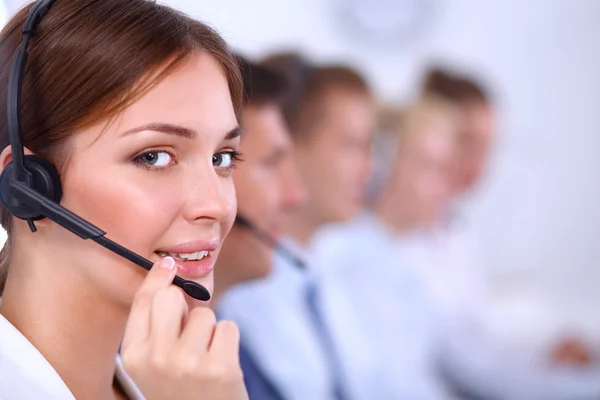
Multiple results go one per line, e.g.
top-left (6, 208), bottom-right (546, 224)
top-left (0, 0), bottom-right (210, 301)
top-left (234, 215), bottom-right (306, 269)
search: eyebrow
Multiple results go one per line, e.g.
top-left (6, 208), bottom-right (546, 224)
top-left (120, 122), bottom-right (242, 141)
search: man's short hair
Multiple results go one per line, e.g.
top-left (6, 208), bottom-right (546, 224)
top-left (235, 54), bottom-right (289, 106)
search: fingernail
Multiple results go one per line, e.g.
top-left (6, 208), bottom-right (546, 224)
top-left (160, 257), bottom-right (175, 270)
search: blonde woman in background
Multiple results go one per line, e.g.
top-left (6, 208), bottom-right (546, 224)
top-left (310, 95), bottom-right (461, 400)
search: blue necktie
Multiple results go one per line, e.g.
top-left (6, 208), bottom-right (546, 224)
top-left (305, 281), bottom-right (351, 400)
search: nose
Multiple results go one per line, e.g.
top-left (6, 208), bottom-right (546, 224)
top-left (182, 166), bottom-right (234, 224)
top-left (281, 161), bottom-right (307, 211)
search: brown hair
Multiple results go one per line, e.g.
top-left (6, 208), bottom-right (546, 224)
top-left (235, 53), bottom-right (289, 107)
top-left (0, 0), bottom-right (243, 295)
top-left (261, 52), bottom-right (371, 140)
top-left (397, 94), bottom-right (458, 148)
top-left (421, 66), bottom-right (490, 105)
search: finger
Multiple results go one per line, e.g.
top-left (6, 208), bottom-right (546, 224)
top-left (149, 286), bottom-right (188, 350)
top-left (207, 320), bottom-right (241, 367)
top-left (122, 257), bottom-right (177, 350)
top-left (177, 306), bottom-right (217, 354)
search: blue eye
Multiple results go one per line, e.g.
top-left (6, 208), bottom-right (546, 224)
top-left (134, 151), bottom-right (173, 168)
top-left (213, 152), bottom-right (231, 168)
top-left (213, 151), bottom-right (241, 169)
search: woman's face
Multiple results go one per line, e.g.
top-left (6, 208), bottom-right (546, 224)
top-left (392, 118), bottom-right (456, 227)
top-left (46, 53), bottom-right (240, 309)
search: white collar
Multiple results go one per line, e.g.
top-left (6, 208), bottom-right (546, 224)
top-left (0, 312), bottom-right (75, 399)
top-left (0, 312), bottom-right (144, 400)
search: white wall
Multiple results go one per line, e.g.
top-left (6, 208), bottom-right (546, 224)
top-left (2, 0), bottom-right (600, 337)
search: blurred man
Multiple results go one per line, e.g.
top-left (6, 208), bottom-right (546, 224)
top-left (212, 55), bottom-right (306, 399)
top-left (213, 55), bottom-right (305, 300)
top-left (421, 67), bottom-right (495, 199)
top-left (218, 53), bottom-right (376, 400)
top-left (423, 66), bottom-right (600, 400)
top-left (310, 95), bottom-right (460, 400)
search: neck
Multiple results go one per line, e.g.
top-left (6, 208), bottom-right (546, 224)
top-left (0, 250), bottom-right (127, 399)
top-left (283, 210), bottom-right (320, 248)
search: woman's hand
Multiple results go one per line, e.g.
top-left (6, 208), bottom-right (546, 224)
top-left (120, 257), bottom-right (249, 400)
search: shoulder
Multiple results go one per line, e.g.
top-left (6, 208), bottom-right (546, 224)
top-left (0, 313), bottom-right (75, 400)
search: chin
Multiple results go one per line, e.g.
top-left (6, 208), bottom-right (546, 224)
top-left (335, 204), bottom-right (361, 223)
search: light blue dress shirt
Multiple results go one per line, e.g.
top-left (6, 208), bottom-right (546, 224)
top-left (218, 236), bottom-right (341, 400)
top-left (218, 213), bottom-right (453, 400)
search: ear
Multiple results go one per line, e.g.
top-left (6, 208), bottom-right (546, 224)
top-left (0, 146), bottom-right (35, 172)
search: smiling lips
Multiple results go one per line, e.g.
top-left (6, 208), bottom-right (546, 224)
top-left (155, 239), bottom-right (218, 278)
top-left (156, 250), bottom-right (209, 261)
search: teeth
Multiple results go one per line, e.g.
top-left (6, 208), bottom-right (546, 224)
top-left (156, 250), bottom-right (208, 261)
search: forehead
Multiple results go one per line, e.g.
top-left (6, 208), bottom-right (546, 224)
top-left (240, 104), bottom-right (291, 149)
top-left (73, 52), bottom-right (238, 148)
top-left (312, 90), bottom-right (374, 140)
top-left (321, 88), bottom-right (372, 117)
top-left (461, 103), bottom-right (494, 135)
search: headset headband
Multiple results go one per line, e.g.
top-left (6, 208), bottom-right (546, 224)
top-left (7, 0), bottom-right (57, 184)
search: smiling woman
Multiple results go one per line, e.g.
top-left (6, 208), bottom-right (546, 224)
top-left (0, 0), bottom-right (249, 399)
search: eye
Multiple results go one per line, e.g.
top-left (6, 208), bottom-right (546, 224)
top-left (133, 151), bottom-right (174, 168)
top-left (213, 150), bottom-right (242, 170)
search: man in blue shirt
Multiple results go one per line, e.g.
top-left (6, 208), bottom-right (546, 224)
top-left (211, 54), bottom-right (306, 399)
top-left (217, 53), bottom-right (376, 400)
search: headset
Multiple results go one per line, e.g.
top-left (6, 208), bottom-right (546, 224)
top-left (234, 214), bottom-right (306, 269)
top-left (0, 0), bottom-right (210, 301)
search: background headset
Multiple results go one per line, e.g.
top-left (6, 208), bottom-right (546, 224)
top-left (0, 0), bottom-right (210, 301)
top-left (234, 215), bottom-right (306, 269)
top-left (233, 55), bottom-right (307, 270)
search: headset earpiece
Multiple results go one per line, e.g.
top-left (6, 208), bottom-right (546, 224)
top-left (0, 154), bottom-right (62, 221)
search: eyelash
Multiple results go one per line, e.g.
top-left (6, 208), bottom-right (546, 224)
top-left (222, 150), bottom-right (244, 170)
top-left (131, 149), bottom-right (244, 171)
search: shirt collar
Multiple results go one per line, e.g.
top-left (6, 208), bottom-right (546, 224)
top-left (0, 311), bottom-right (145, 400)
top-left (0, 312), bottom-right (75, 399)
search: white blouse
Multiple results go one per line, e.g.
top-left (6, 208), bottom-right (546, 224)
top-left (0, 313), bottom-right (144, 400)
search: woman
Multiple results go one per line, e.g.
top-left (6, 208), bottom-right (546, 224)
top-left (0, 0), bottom-right (248, 399)
top-left (304, 95), bottom-right (459, 400)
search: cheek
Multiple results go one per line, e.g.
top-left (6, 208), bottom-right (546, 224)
top-left (221, 180), bottom-right (237, 234)
top-left (339, 152), bottom-right (366, 189)
top-left (63, 166), bottom-right (178, 253)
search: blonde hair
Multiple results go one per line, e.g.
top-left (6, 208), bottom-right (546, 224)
top-left (396, 94), bottom-right (458, 151)
top-left (365, 95), bottom-right (458, 204)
